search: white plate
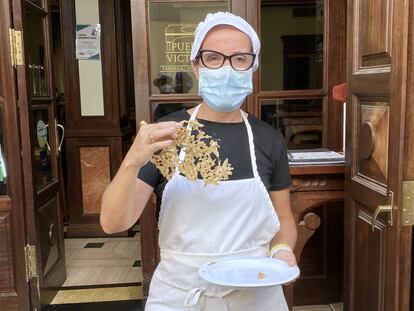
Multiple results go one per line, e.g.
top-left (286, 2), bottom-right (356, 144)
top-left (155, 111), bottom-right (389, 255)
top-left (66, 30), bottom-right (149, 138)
top-left (199, 257), bottom-right (300, 288)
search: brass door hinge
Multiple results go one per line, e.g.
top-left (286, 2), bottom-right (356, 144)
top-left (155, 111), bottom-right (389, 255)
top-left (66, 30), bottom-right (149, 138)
top-left (402, 181), bottom-right (414, 226)
top-left (24, 244), bottom-right (38, 281)
top-left (8, 28), bottom-right (23, 67)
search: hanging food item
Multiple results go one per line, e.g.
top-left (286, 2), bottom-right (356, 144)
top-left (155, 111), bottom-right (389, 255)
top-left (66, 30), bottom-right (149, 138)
top-left (149, 120), bottom-right (233, 185)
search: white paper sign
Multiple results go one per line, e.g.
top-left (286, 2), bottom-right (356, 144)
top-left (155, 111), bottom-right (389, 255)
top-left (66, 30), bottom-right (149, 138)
top-left (76, 24), bottom-right (101, 60)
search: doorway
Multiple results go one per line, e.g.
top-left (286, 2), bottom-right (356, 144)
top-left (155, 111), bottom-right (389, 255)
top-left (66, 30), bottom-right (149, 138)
top-left (45, 0), bottom-right (144, 307)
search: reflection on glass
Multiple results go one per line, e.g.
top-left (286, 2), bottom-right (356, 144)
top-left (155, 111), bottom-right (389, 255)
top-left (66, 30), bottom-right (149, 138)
top-left (152, 103), bottom-right (198, 122)
top-left (27, 0), bottom-right (44, 8)
top-left (148, 1), bottom-right (228, 95)
top-left (261, 99), bottom-right (323, 150)
top-left (261, 1), bottom-right (324, 91)
top-left (32, 107), bottom-right (53, 188)
top-left (0, 105), bottom-right (7, 195)
top-left (26, 8), bottom-right (48, 96)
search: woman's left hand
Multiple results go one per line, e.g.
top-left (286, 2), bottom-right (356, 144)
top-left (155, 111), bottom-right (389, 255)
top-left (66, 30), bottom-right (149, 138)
top-left (272, 249), bottom-right (297, 267)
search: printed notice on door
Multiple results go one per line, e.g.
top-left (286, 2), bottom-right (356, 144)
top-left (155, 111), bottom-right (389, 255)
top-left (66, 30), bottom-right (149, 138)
top-left (76, 24), bottom-right (101, 60)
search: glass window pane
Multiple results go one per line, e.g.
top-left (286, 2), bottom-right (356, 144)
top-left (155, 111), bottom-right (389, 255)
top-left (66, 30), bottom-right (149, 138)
top-left (148, 2), bottom-right (228, 95)
top-left (261, 1), bottom-right (324, 91)
top-left (152, 103), bottom-right (198, 122)
top-left (32, 106), bottom-right (53, 188)
top-left (0, 104), bottom-right (7, 195)
top-left (26, 9), bottom-right (48, 97)
top-left (261, 98), bottom-right (323, 150)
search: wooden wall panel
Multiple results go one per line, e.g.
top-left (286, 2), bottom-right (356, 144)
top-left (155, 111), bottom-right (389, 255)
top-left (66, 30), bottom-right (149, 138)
top-left (352, 206), bottom-right (386, 310)
top-left (0, 210), bottom-right (14, 292)
top-left (357, 101), bottom-right (390, 184)
top-left (293, 202), bottom-right (344, 306)
top-left (357, 0), bottom-right (392, 67)
top-left (37, 196), bottom-right (62, 281)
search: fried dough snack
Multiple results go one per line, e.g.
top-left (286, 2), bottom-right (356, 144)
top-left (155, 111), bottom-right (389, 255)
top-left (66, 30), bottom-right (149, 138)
top-left (257, 272), bottom-right (267, 280)
top-left (151, 120), bottom-right (233, 185)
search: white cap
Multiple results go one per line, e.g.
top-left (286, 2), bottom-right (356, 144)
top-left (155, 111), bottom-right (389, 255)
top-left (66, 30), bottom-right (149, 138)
top-left (190, 12), bottom-right (260, 71)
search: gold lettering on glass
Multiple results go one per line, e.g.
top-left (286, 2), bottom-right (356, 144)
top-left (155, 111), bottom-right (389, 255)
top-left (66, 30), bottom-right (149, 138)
top-left (160, 24), bottom-right (196, 73)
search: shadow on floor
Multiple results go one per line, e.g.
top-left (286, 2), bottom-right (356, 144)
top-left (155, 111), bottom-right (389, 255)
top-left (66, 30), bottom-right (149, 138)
top-left (42, 299), bottom-right (145, 311)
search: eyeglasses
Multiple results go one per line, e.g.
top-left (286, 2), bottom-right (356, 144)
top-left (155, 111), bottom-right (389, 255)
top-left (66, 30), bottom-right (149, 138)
top-left (196, 50), bottom-right (256, 71)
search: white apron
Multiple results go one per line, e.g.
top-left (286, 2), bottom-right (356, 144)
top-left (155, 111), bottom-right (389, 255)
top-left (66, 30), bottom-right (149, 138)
top-left (145, 105), bottom-right (288, 311)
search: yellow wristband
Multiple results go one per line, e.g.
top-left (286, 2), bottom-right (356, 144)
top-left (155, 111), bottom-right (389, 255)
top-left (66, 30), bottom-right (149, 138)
top-left (269, 243), bottom-right (292, 258)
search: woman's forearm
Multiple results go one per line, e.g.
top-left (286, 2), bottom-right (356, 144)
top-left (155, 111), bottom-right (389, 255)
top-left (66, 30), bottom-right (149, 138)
top-left (100, 161), bottom-right (145, 234)
top-left (271, 216), bottom-right (297, 249)
top-left (100, 121), bottom-right (181, 234)
top-left (269, 188), bottom-right (297, 249)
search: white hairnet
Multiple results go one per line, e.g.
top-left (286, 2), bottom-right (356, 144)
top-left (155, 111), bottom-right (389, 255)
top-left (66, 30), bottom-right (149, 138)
top-left (190, 12), bottom-right (260, 71)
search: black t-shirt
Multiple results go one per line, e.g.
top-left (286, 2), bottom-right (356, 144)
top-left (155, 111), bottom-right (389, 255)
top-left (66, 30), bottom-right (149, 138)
top-left (138, 109), bottom-right (292, 214)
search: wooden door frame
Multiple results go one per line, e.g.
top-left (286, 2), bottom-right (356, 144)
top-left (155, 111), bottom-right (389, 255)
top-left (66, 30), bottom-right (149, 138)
top-left (344, 0), bottom-right (412, 309)
top-left (0, 1), bottom-right (31, 309)
top-left (12, 0), bottom-right (66, 307)
top-left (404, 1), bottom-right (414, 308)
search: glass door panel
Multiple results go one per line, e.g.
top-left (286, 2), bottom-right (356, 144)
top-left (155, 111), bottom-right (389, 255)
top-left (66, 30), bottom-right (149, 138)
top-left (261, 1), bottom-right (324, 91)
top-left (32, 106), bottom-right (54, 189)
top-left (26, 7), bottom-right (49, 97)
top-left (152, 102), bottom-right (198, 121)
top-left (148, 1), bottom-right (228, 96)
top-left (261, 98), bottom-right (323, 150)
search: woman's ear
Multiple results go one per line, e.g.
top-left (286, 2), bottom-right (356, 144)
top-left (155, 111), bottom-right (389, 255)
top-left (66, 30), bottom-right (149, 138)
top-left (192, 60), bottom-right (199, 80)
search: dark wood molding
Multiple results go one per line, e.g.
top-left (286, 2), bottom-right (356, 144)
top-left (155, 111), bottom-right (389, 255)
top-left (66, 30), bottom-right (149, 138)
top-left (259, 89), bottom-right (327, 100)
top-left (131, 0), bottom-right (151, 127)
top-left (405, 3), bottom-right (414, 308)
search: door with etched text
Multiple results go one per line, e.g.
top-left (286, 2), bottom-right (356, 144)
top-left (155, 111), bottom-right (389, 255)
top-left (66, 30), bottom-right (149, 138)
top-left (345, 0), bottom-right (412, 310)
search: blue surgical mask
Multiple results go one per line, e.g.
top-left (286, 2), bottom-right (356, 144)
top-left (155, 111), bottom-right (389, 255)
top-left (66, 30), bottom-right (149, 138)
top-left (198, 66), bottom-right (253, 112)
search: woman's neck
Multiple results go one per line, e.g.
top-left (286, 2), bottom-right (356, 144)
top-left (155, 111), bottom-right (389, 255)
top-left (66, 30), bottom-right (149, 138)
top-left (189, 102), bottom-right (243, 123)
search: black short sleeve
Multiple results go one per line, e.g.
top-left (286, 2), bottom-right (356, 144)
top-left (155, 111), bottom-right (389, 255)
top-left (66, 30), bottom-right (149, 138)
top-left (270, 130), bottom-right (292, 191)
top-left (138, 161), bottom-right (160, 189)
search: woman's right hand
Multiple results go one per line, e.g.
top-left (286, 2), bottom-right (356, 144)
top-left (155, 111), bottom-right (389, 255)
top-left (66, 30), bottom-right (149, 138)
top-left (124, 121), bottom-right (182, 169)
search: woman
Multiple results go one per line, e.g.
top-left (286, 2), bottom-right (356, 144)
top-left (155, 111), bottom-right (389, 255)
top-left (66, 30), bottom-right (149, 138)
top-left (101, 12), bottom-right (297, 310)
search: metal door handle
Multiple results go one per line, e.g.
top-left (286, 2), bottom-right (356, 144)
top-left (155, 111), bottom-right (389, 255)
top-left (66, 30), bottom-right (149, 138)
top-left (55, 119), bottom-right (65, 156)
top-left (371, 191), bottom-right (394, 232)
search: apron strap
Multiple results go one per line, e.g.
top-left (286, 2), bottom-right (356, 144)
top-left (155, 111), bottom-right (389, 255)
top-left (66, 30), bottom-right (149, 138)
top-left (178, 104), bottom-right (201, 163)
top-left (178, 104), bottom-right (260, 179)
top-left (184, 287), bottom-right (230, 311)
top-left (241, 111), bottom-right (259, 178)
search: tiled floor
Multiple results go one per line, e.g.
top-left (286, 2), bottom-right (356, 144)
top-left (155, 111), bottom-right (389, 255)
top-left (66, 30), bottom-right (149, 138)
top-left (63, 233), bottom-right (142, 287)
top-left (43, 299), bottom-right (145, 311)
top-left (50, 231), bottom-right (144, 305)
